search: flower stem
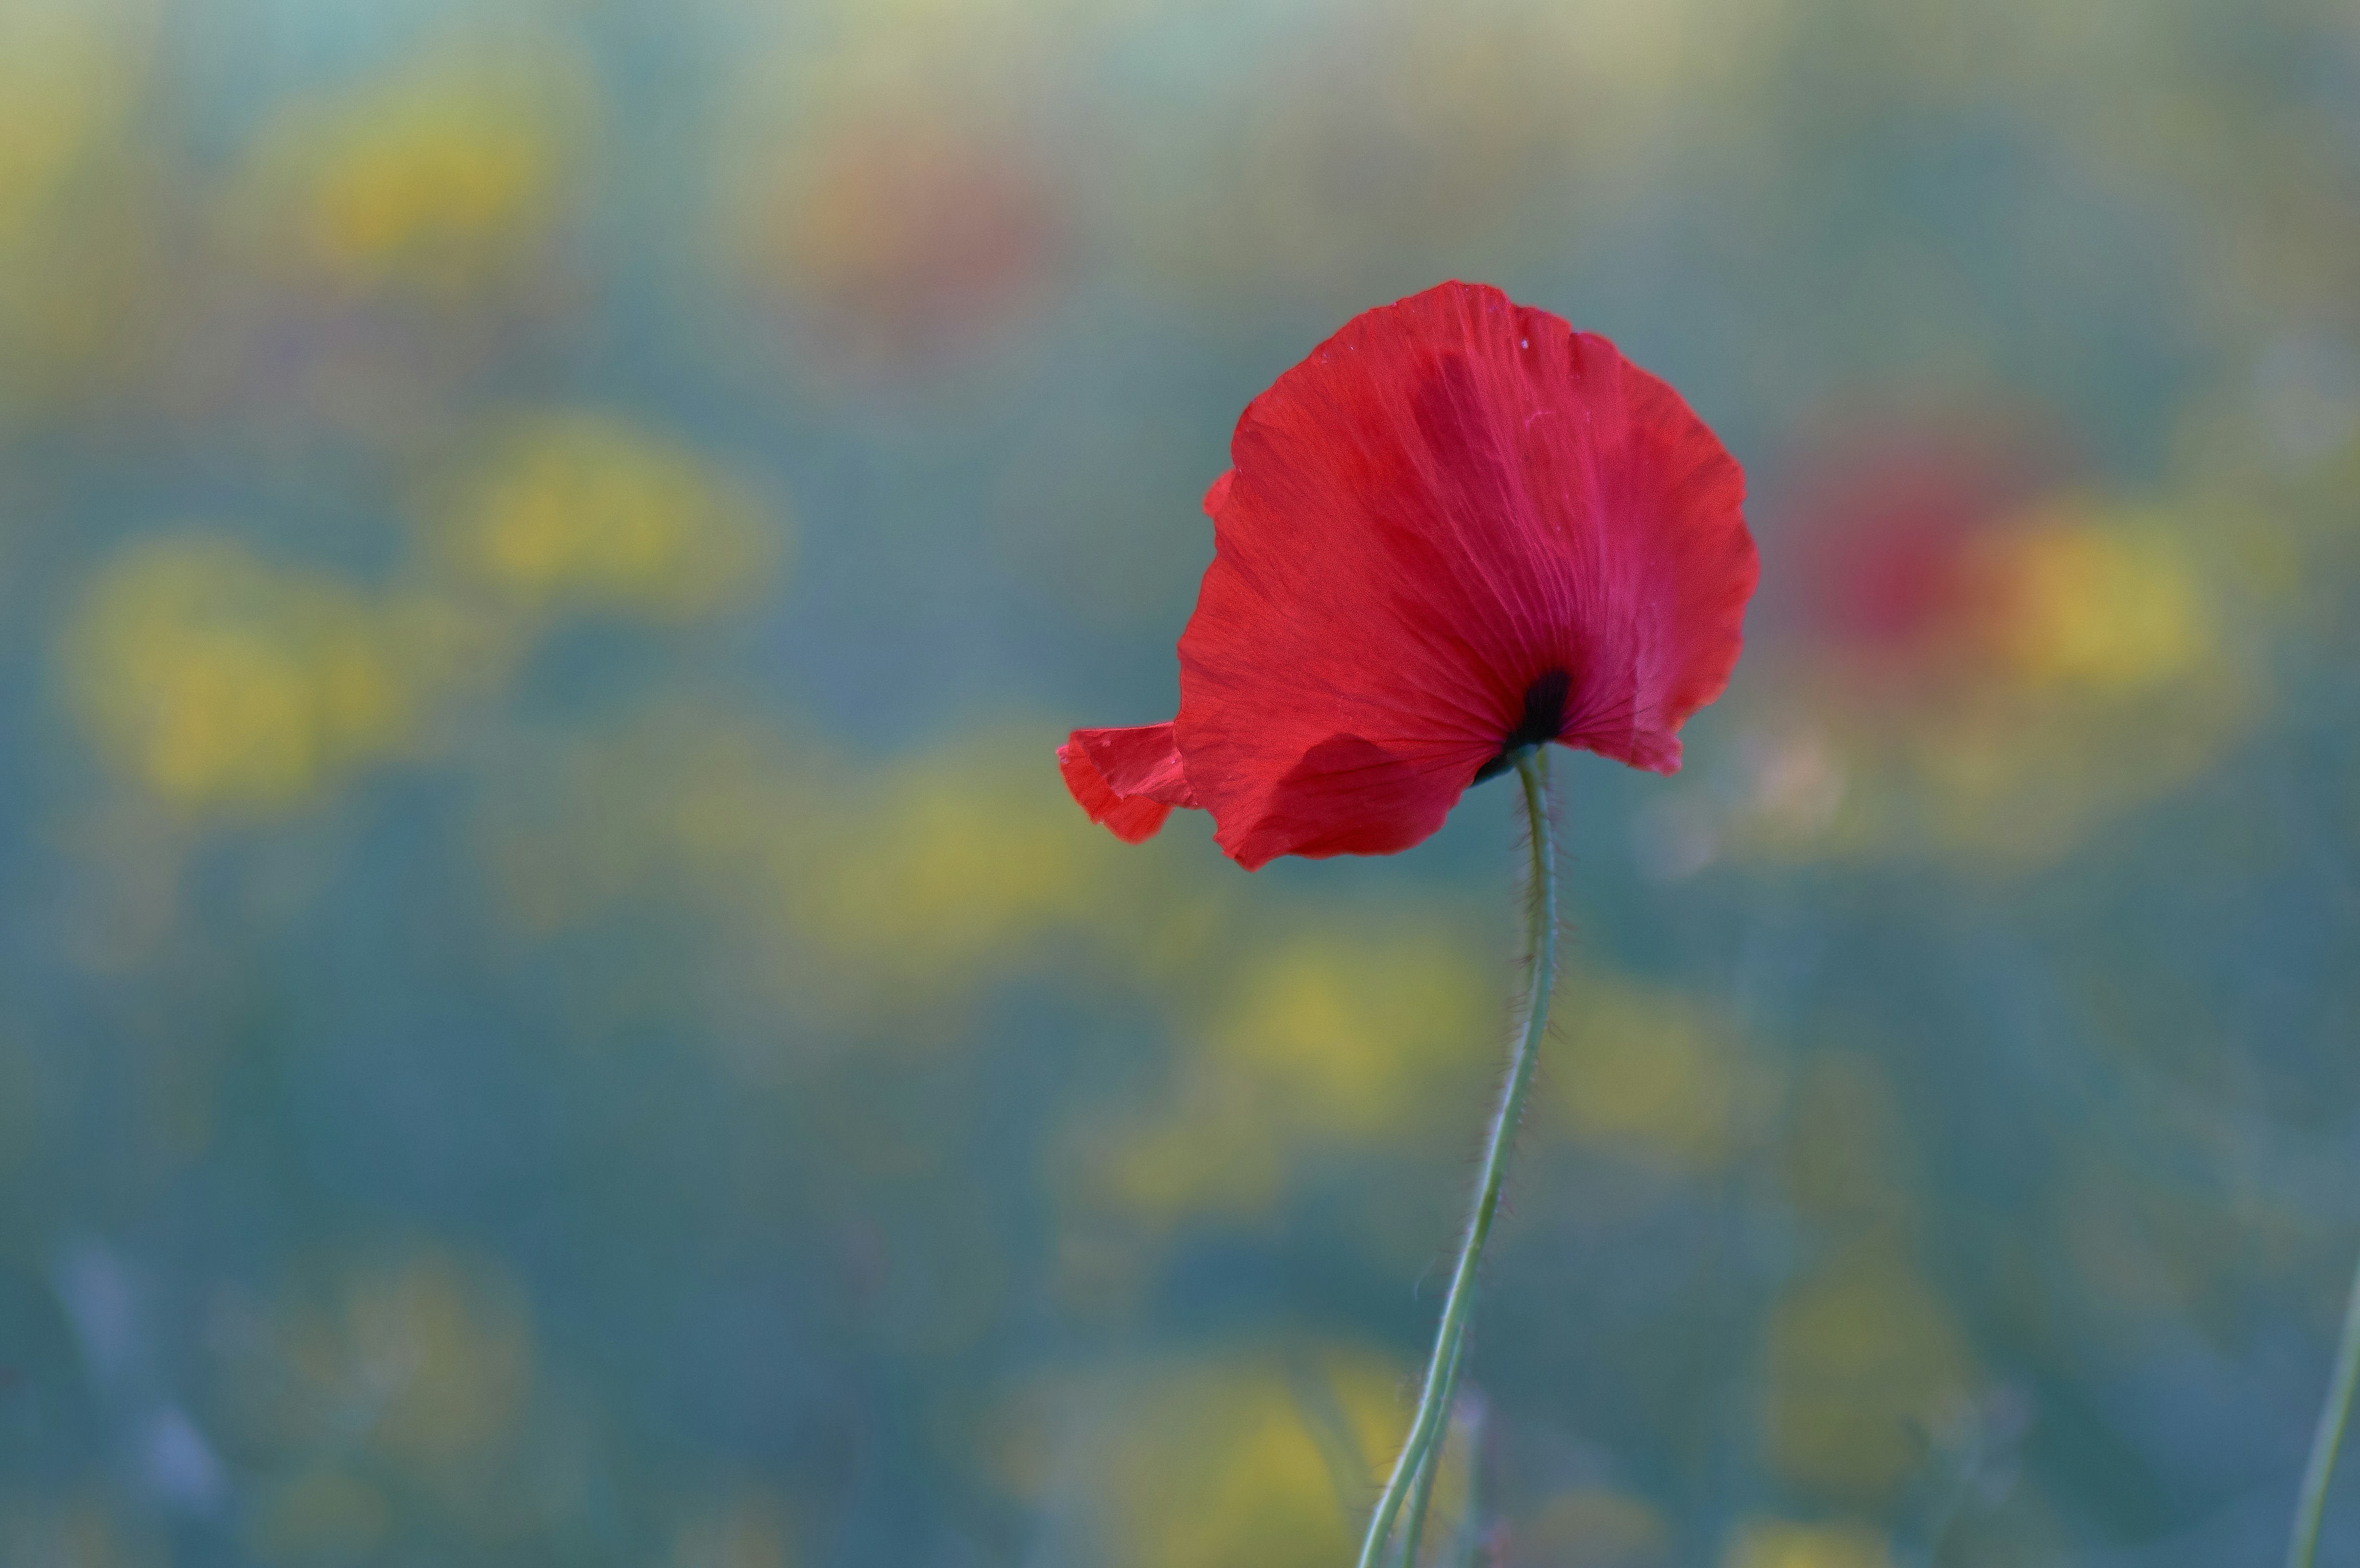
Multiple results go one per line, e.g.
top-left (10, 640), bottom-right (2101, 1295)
top-left (1393, 1318), bottom-right (1468, 1567)
top-left (2289, 1242), bottom-right (2360, 1568)
top-left (1355, 747), bottom-right (1558, 1568)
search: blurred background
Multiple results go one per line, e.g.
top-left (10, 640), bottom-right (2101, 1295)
top-left (1, 0), bottom-right (2358, 1563)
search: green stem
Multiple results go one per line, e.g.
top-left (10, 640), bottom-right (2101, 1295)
top-left (1355, 747), bottom-right (1558, 1568)
top-left (2289, 1242), bottom-right (2360, 1568)
top-left (1393, 1315), bottom-right (1469, 1567)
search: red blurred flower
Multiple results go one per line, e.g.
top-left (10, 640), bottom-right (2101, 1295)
top-left (1060, 281), bottom-right (1757, 870)
top-left (1782, 425), bottom-right (2060, 684)
top-left (758, 115), bottom-right (1060, 365)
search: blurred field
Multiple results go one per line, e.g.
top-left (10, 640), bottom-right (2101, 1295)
top-left (3, 1), bottom-right (2360, 1564)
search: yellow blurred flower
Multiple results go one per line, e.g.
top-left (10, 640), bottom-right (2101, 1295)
top-left (1722, 1518), bottom-right (1893, 1568)
top-left (785, 733), bottom-right (1145, 1019)
top-left (1209, 932), bottom-right (1491, 1141)
top-left (429, 411), bottom-right (783, 622)
top-left (993, 1346), bottom-right (1461, 1568)
top-left (1547, 975), bottom-right (1769, 1171)
top-left (1762, 1239), bottom-right (1971, 1502)
top-left (0, 0), bottom-right (152, 239)
top-left (479, 703), bottom-right (823, 943)
top-left (1087, 1063), bottom-right (1291, 1225)
top-left (66, 537), bottom-right (416, 812)
top-left (1080, 946), bottom-right (1762, 1234)
top-left (225, 1245), bottom-right (536, 1479)
top-left (349, 1259), bottom-right (533, 1466)
top-left (229, 44), bottom-right (590, 299)
top-left (722, 0), bottom-right (1123, 118)
top-left (1080, 924), bottom-right (1491, 1225)
top-left (479, 711), bottom-right (1204, 1044)
top-left (1731, 440), bottom-right (2260, 871)
top-left (0, 0), bottom-right (166, 415)
top-left (1113, 0), bottom-right (1788, 299)
top-left (1967, 502), bottom-right (2215, 694)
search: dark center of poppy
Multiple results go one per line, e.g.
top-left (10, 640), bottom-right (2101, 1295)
top-left (1472, 668), bottom-right (1571, 784)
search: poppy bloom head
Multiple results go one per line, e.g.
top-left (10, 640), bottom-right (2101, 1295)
top-left (1060, 281), bottom-right (1757, 870)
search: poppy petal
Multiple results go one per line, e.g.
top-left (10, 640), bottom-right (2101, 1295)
top-left (1201, 469), bottom-right (1234, 517)
top-left (1174, 280), bottom-right (1754, 870)
top-left (1057, 723), bottom-right (1195, 844)
top-left (1074, 722), bottom-right (1199, 808)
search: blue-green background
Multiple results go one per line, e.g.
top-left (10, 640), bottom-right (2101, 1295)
top-left (2, 2), bottom-right (2359, 1564)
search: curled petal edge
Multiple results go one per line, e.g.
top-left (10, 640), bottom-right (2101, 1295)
top-left (1057, 722), bottom-right (1197, 845)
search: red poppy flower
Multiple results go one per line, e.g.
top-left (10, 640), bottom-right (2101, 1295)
top-left (1059, 281), bottom-right (1757, 870)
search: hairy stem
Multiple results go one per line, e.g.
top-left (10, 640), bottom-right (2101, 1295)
top-left (1355, 747), bottom-right (1557, 1568)
top-left (2289, 1242), bottom-right (2360, 1568)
